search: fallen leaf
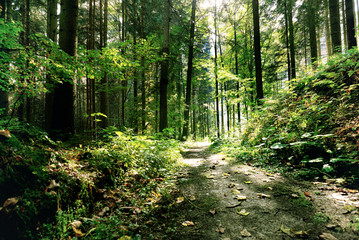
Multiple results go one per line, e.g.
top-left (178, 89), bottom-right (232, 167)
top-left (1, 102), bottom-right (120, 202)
top-left (206, 173), bottom-right (215, 179)
top-left (209, 209), bottom-right (216, 215)
top-left (231, 189), bottom-right (241, 195)
top-left (237, 208), bottom-right (250, 216)
top-left (0, 130), bottom-right (11, 138)
top-left (182, 221), bottom-right (195, 226)
top-left (257, 193), bottom-right (271, 199)
top-left (237, 187), bottom-right (243, 190)
top-left (344, 204), bottom-right (356, 212)
top-left (304, 192), bottom-right (311, 197)
top-left (268, 187), bottom-right (273, 190)
top-left (118, 236), bottom-right (132, 240)
top-left (240, 229), bottom-right (251, 237)
top-left (292, 230), bottom-right (308, 237)
top-left (280, 225), bottom-right (292, 236)
top-left (235, 195), bottom-right (247, 201)
top-left (228, 183), bottom-right (236, 188)
top-left (72, 226), bottom-right (85, 237)
top-left (3, 197), bottom-right (19, 208)
top-left (346, 189), bottom-right (358, 194)
top-left (216, 225), bottom-right (225, 234)
top-left (70, 220), bottom-right (82, 229)
top-left (189, 195), bottom-right (196, 201)
top-left (244, 181), bottom-right (252, 184)
top-left (291, 194), bottom-right (299, 198)
top-left (325, 224), bottom-right (338, 229)
top-left (319, 233), bottom-right (338, 240)
top-left (48, 180), bottom-right (60, 189)
top-left (176, 197), bottom-right (184, 204)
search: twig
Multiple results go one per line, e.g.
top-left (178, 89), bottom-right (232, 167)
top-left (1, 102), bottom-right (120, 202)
top-left (4, 90), bottom-right (25, 129)
top-left (226, 203), bottom-right (242, 208)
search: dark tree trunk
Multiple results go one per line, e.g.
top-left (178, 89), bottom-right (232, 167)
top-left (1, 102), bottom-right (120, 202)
top-left (324, 0), bottom-right (333, 56)
top-left (308, 0), bottom-right (318, 63)
top-left (159, 0), bottom-right (170, 132)
top-left (214, 5), bottom-right (220, 138)
top-left (233, 22), bottom-right (240, 127)
top-left (51, 0), bottom-right (78, 137)
top-left (288, 0), bottom-right (296, 78)
top-left (100, 0), bottom-right (109, 128)
top-left (329, 0), bottom-right (342, 52)
top-left (346, 0), bottom-right (357, 49)
top-left (45, 0), bottom-right (57, 131)
top-left (182, 0), bottom-right (196, 140)
top-left (253, 0), bottom-right (263, 102)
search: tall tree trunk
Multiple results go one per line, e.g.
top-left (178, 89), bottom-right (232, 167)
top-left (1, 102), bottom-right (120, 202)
top-left (288, 0), bottom-right (296, 78)
top-left (346, 0), bottom-right (357, 49)
top-left (341, 0), bottom-right (348, 49)
top-left (51, 0), bottom-right (78, 137)
top-left (159, 0), bottom-right (170, 132)
top-left (214, 5), bottom-right (220, 138)
top-left (133, 0), bottom-right (138, 133)
top-left (121, 0), bottom-right (126, 126)
top-left (284, 0), bottom-right (291, 80)
top-left (252, 0), bottom-right (263, 102)
top-left (45, 0), bottom-right (57, 131)
top-left (308, 0), bottom-right (318, 64)
top-left (0, 0), bottom-right (5, 18)
top-left (140, 0), bottom-right (146, 133)
top-left (86, 0), bottom-right (95, 131)
top-left (182, 0), bottom-right (196, 140)
top-left (233, 22), bottom-right (240, 127)
top-left (100, 0), bottom-right (108, 128)
top-left (329, 0), bottom-right (342, 52)
top-left (324, 0), bottom-right (333, 56)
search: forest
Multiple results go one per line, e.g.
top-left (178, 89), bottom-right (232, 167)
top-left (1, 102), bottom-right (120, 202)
top-left (1, 0), bottom-right (359, 239)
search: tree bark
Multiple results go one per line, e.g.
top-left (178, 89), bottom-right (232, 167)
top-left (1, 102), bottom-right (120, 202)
top-left (329, 0), bottom-right (342, 52)
top-left (346, 0), bottom-right (357, 49)
top-left (182, 0), bottom-right (196, 140)
top-left (252, 0), bottom-right (263, 102)
top-left (159, 0), bottom-right (170, 132)
top-left (308, 0), bottom-right (318, 63)
top-left (324, 0), bottom-right (333, 56)
top-left (214, 5), bottom-right (220, 138)
top-left (288, 0), bottom-right (296, 78)
top-left (100, 0), bottom-right (109, 128)
top-left (51, 0), bottom-right (78, 137)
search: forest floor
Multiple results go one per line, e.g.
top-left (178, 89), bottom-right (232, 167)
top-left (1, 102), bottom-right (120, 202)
top-left (145, 143), bottom-right (359, 240)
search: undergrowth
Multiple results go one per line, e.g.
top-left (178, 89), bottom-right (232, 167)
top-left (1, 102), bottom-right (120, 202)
top-left (0, 122), bottom-right (183, 239)
top-left (217, 49), bottom-right (359, 186)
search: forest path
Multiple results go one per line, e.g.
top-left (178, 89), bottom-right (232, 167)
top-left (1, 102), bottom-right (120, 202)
top-left (151, 143), bottom-right (359, 240)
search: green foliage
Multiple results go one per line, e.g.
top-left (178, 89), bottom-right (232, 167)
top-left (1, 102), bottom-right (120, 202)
top-left (217, 50), bottom-right (359, 184)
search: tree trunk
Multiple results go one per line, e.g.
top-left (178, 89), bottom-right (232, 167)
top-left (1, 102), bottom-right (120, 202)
top-left (341, 0), bottom-right (348, 49)
top-left (233, 22), bottom-right (240, 127)
top-left (324, 0), bottom-right (333, 56)
top-left (100, 0), bottom-right (109, 128)
top-left (51, 0), bottom-right (78, 137)
top-left (284, 0), bottom-right (291, 80)
top-left (45, 0), bottom-right (57, 131)
top-left (133, 0), bottom-right (138, 133)
top-left (252, 0), bottom-right (263, 102)
top-left (214, 5), bottom-right (220, 138)
top-left (308, 0), bottom-right (318, 63)
top-left (140, 0), bottom-right (146, 133)
top-left (182, 0), bottom-right (196, 140)
top-left (329, 0), bottom-right (342, 52)
top-left (288, 0), bottom-right (296, 78)
top-left (159, 0), bottom-right (170, 132)
top-left (346, 0), bottom-right (357, 49)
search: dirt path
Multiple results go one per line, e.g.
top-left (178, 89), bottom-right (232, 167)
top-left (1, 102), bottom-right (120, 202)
top-left (151, 144), bottom-right (359, 240)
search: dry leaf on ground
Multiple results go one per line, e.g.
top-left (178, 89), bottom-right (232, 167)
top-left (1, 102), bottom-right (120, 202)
top-left (182, 221), bottom-right (195, 226)
top-left (319, 233), bottom-right (338, 240)
top-left (240, 229), bottom-right (251, 237)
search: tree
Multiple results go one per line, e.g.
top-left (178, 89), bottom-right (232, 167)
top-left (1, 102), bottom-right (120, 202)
top-left (287, 0), bottom-right (296, 78)
top-left (252, 0), bottom-right (263, 102)
top-left (329, 0), bottom-right (341, 53)
top-left (51, 0), bottom-right (78, 137)
top-left (159, 0), bottom-right (170, 132)
top-left (307, 0), bottom-right (318, 63)
top-left (345, 0), bottom-right (357, 49)
top-left (182, 0), bottom-right (196, 140)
